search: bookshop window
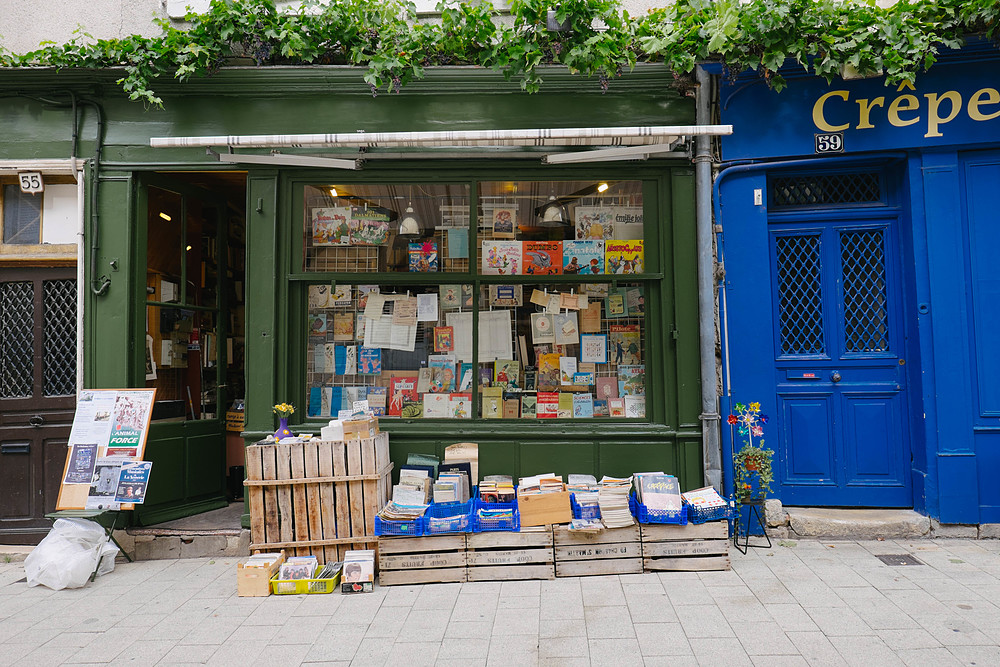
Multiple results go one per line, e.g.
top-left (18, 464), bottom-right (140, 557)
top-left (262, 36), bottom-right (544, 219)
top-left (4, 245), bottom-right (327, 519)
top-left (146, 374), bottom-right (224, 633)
top-left (307, 284), bottom-right (475, 419)
top-left (477, 282), bottom-right (646, 419)
top-left (303, 184), bottom-right (470, 273)
top-left (478, 180), bottom-right (644, 275)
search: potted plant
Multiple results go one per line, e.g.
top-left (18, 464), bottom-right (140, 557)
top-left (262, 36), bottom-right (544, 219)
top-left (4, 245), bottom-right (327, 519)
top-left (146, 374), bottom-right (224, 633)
top-left (729, 402), bottom-right (773, 504)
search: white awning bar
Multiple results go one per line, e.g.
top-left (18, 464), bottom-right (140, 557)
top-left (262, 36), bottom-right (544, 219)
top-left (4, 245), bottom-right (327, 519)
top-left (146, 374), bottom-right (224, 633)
top-left (150, 125), bottom-right (732, 150)
top-left (543, 142), bottom-right (684, 164)
top-left (212, 151), bottom-right (361, 170)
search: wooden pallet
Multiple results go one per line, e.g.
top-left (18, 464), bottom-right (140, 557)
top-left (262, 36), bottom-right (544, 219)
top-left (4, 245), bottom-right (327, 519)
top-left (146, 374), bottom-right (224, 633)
top-left (245, 433), bottom-right (392, 562)
top-left (378, 534), bottom-right (468, 585)
top-left (640, 521), bottom-right (730, 571)
top-left (466, 526), bottom-right (554, 581)
top-left (553, 525), bottom-right (643, 577)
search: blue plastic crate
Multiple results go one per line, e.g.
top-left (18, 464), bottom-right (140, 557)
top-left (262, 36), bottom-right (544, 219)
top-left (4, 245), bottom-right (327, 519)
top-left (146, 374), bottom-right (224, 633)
top-left (374, 515), bottom-right (424, 537)
top-left (629, 493), bottom-right (688, 525)
top-left (570, 492), bottom-right (601, 520)
top-left (473, 497), bottom-right (519, 532)
top-left (424, 498), bottom-right (474, 534)
top-left (685, 498), bottom-right (736, 524)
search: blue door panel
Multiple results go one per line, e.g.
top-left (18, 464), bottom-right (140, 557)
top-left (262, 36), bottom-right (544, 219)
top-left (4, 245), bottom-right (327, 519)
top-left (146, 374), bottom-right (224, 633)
top-left (842, 392), bottom-right (904, 483)
top-left (779, 393), bottom-right (836, 483)
top-left (966, 161), bottom-right (1000, 418)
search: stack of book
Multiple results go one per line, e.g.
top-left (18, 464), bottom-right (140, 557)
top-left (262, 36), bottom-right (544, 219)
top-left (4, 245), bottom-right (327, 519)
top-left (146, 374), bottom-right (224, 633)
top-left (395, 468), bottom-right (431, 505)
top-left (479, 475), bottom-right (515, 503)
top-left (598, 475), bottom-right (634, 528)
top-left (518, 473), bottom-right (564, 495)
top-left (682, 486), bottom-right (727, 508)
top-left (434, 470), bottom-right (470, 504)
top-left (377, 500), bottom-right (427, 523)
top-left (635, 472), bottom-right (683, 513)
top-left (242, 552), bottom-right (282, 570)
top-left (568, 473), bottom-right (600, 519)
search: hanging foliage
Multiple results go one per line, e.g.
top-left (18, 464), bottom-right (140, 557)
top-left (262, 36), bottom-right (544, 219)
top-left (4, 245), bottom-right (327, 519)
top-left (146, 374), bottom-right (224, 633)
top-left (0, 0), bottom-right (997, 106)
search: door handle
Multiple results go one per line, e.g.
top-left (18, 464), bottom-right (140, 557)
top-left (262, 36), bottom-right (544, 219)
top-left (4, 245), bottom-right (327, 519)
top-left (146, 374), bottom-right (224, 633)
top-left (830, 371), bottom-right (842, 383)
top-left (28, 415), bottom-right (45, 427)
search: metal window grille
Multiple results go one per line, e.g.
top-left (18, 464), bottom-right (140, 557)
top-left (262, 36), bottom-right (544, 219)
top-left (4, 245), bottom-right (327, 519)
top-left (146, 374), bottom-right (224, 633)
top-left (772, 172), bottom-right (881, 208)
top-left (43, 279), bottom-right (77, 396)
top-left (841, 230), bottom-right (889, 352)
top-left (1, 281), bottom-right (35, 397)
top-left (776, 235), bottom-right (825, 355)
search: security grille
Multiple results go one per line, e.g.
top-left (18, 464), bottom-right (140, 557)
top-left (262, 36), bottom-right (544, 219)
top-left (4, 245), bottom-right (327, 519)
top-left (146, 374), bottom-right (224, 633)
top-left (776, 235), bottom-right (825, 355)
top-left (841, 230), bottom-right (889, 352)
top-left (772, 172), bottom-right (881, 207)
top-left (1, 281), bottom-right (35, 398)
top-left (43, 279), bottom-right (77, 396)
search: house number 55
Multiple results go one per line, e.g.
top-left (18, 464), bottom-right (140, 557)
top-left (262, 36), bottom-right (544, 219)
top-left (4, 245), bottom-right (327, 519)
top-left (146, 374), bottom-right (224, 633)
top-left (18, 171), bottom-right (44, 194)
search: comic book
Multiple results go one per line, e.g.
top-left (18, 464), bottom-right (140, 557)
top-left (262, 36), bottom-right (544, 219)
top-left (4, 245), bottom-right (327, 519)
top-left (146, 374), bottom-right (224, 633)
top-left (523, 241), bottom-right (562, 275)
top-left (350, 207), bottom-right (390, 245)
top-left (358, 347), bottom-right (381, 375)
top-left (574, 206), bottom-right (614, 241)
top-left (493, 360), bottom-right (521, 391)
top-left (428, 355), bottom-right (457, 393)
top-left (617, 364), bottom-right (646, 396)
top-left (608, 324), bottom-right (641, 365)
top-left (311, 207), bottom-right (352, 246)
top-left (605, 240), bottom-right (644, 274)
top-left (537, 353), bottom-right (561, 392)
top-left (387, 374), bottom-right (418, 416)
top-left (562, 240), bottom-right (604, 275)
top-left (481, 240), bottom-right (522, 275)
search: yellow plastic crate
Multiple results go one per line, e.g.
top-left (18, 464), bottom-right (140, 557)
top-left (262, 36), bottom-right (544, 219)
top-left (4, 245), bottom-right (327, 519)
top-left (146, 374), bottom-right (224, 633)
top-left (270, 571), bottom-right (341, 595)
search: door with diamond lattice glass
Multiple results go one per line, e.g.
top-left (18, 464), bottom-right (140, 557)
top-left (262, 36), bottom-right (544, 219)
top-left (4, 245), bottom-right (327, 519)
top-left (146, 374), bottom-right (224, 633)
top-left (770, 219), bottom-right (911, 506)
top-left (0, 268), bottom-right (77, 543)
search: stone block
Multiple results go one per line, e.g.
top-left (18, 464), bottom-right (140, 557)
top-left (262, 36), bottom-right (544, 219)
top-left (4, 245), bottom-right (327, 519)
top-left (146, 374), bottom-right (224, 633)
top-left (178, 535), bottom-right (229, 558)
top-left (786, 508), bottom-right (929, 539)
top-left (929, 519), bottom-right (978, 539)
top-left (979, 524), bottom-right (1000, 539)
top-left (135, 535), bottom-right (181, 560)
top-left (765, 499), bottom-right (789, 527)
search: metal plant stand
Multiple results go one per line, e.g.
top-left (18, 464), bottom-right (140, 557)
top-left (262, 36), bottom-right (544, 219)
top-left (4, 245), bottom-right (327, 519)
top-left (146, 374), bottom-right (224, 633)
top-left (733, 498), bottom-right (771, 555)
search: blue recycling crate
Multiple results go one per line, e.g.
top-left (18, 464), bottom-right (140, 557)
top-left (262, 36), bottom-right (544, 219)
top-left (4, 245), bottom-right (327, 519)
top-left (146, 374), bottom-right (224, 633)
top-left (423, 497), bottom-right (474, 534)
top-left (374, 515), bottom-right (424, 537)
top-left (629, 493), bottom-right (688, 525)
top-left (570, 492), bottom-right (601, 520)
top-left (472, 496), bottom-right (519, 532)
top-left (685, 497), bottom-right (736, 524)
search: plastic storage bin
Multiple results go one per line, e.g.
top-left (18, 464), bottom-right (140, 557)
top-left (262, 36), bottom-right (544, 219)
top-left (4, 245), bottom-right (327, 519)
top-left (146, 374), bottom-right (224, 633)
top-left (629, 493), bottom-right (688, 525)
top-left (473, 496), bottom-right (520, 532)
top-left (374, 515), bottom-right (424, 537)
top-left (270, 571), bottom-right (341, 595)
top-left (685, 497), bottom-right (736, 524)
top-left (570, 493), bottom-right (601, 520)
top-left (424, 497), bottom-right (474, 534)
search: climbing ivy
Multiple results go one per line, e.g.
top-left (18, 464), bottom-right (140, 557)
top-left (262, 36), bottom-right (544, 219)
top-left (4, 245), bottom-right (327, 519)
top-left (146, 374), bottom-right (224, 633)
top-left (0, 0), bottom-right (997, 106)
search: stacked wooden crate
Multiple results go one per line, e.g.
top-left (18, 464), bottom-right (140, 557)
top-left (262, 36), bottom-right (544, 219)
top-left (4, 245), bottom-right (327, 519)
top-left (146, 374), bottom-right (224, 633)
top-left (553, 525), bottom-right (643, 577)
top-left (244, 432), bottom-right (392, 562)
top-left (641, 521), bottom-right (731, 571)
top-left (378, 534), bottom-right (468, 585)
top-left (466, 526), bottom-right (554, 582)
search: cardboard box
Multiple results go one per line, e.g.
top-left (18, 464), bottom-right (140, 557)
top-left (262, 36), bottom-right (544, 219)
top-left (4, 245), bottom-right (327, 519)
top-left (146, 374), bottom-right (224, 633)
top-left (518, 487), bottom-right (572, 527)
top-left (236, 551), bottom-right (285, 597)
top-left (343, 417), bottom-right (379, 440)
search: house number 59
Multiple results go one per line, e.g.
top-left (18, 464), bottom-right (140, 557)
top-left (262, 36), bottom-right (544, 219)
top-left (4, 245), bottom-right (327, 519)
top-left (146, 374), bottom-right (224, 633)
top-left (18, 171), bottom-right (44, 194)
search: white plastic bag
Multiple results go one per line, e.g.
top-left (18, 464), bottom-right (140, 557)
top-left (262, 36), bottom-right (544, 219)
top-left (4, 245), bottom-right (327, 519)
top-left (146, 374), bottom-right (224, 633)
top-left (24, 518), bottom-right (113, 590)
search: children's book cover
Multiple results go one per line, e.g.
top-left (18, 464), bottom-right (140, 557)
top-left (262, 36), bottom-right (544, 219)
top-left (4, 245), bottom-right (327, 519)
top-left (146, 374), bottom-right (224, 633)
top-left (559, 356), bottom-right (578, 386)
top-left (626, 286), bottom-right (645, 316)
top-left (423, 393), bottom-right (451, 418)
top-left (494, 360), bottom-right (521, 391)
top-left (434, 326), bottom-right (455, 353)
top-left (350, 207), bottom-right (390, 246)
top-left (400, 399), bottom-right (424, 418)
top-left (593, 399), bottom-right (609, 417)
top-left (609, 398), bottom-right (626, 417)
top-left (478, 365), bottom-right (494, 388)
top-left (334, 345), bottom-right (357, 375)
top-left (557, 392), bottom-right (574, 418)
top-left (536, 392), bottom-right (559, 419)
top-left (573, 393), bottom-right (595, 418)
top-left (573, 372), bottom-right (594, 386)
top-left (617, 364), bottom-right (646, 396)
top-left (489, 284), bottom-right (523, 307)
top-left (562, 240), bottom-right (604, 275)
top-left (520, 394), bottom-right (538, 419)
top-left (309, 312), bottom-right (328, 336)
top-left (450, 393), bottom-right (471, 419)
top-left (609, 324), bottom-right (641, 365)
top-left (357, 285), bottom-right (379, 311)
top-left (481, 240), bottom-right (522, 275)
top-left (611, 206), bottom-right (644, 240)
top-left (461, 284), bottom-right (474, 308)
top-left (523, 241), bottom-right (562, 275)
top-left (358, 347), bottom-right (381, 375)
top-left (409, 241), bottom-right (439, 272)
top-left (458, 362), bottom-right (474, 391)
top-left (440, 284), bottom-right (463, 309)
top-left (596, 376), bottom-right (619, 401)
top-left (388, 374), bottom-right (418, 416)
top-left (333, 313), bottom-right (354, 341)
top-left (605, 240), bottom-right (644, 274)
top-left (537, 353), bottom-right (561, 392)
top-left (367, 387), bottom-right (387, 416)
top-left (311, 207), bottom-right (351, 246)
top-left (355, 314), bottom-right (366, 342)
top-left (416, 367), bottom-right (433, 394)
top-left (491, 208), bottom-right (516, 239)
top-left (428, 355), bottom-right (457, 393)
top-left (574, 206), bottom-right (614, 241)
top-left (604, 288), bottom-right (629, 318)
top-left (481, 387), bottom-right (502, 419)
top-left (503, 396), bottom-right (520, 419)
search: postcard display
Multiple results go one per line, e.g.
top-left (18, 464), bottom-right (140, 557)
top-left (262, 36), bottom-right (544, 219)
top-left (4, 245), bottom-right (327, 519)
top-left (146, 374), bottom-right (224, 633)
top-left (56, 389), bottom-right (156, 511)
top-left (303, 182), bottom-right (647, 421)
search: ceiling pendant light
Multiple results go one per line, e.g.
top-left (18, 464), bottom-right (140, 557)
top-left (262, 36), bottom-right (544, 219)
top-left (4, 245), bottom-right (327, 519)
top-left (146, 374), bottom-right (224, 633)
top-left (399, 202), bottom-right (420, 235)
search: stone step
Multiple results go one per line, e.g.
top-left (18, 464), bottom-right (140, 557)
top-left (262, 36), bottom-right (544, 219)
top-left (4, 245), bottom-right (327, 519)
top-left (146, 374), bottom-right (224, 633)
top-left (783, 507), bottom-right (930, 539)
top-left (123, 527), bottom-right (250, 560)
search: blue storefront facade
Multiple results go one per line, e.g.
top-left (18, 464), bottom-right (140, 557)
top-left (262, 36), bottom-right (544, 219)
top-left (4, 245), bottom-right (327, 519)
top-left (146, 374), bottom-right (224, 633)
top-left (715, 42), bottom-right (1000, 523)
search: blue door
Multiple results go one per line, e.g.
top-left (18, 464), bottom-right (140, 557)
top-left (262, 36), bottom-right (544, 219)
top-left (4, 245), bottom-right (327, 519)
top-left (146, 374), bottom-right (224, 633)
top-left (768, 216), bottom-right (911, 506)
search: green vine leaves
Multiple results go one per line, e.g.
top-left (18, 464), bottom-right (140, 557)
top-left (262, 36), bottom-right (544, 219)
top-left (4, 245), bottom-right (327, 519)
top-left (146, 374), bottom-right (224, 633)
top-left (0, 0), bottom-right (997, 106)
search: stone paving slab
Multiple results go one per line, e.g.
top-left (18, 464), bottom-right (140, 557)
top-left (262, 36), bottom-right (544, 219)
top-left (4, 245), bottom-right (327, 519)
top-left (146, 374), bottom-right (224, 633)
top-left (0, 538), bottom-right (998, 665)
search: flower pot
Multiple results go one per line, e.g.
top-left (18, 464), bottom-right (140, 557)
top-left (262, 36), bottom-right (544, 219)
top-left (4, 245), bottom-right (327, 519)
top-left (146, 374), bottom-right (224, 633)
top-left (274, 416), bottom-right (293, 441)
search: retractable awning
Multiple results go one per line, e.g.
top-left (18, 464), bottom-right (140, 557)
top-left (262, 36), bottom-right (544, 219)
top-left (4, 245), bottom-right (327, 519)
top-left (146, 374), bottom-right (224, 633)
top-left (150, 125), bottom-right (732, 169)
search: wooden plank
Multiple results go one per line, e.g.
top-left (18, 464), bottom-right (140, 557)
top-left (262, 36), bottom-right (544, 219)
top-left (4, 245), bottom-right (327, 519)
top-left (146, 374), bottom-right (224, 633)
top-left (379, 550), bottom-right (467, 570)
top-left (303, 442), bottom-right (327, 562)
top-left (245, 445), bottom-right (265, 547)
top-left (555, 558), bottom-right (643, 577)
top-left (466, 548), bottom-right (553, 566)
top-left (640, 521), bottom-right (728, 542)
top-left (553, 525), bottom-right (640, 546)
top-left (360, 437), bottom-right (377, 542)
top-left (331, 441), bottom-right (352, 558)
top-left (275, 443), bottom-right (294, 546)
top-left (467, 564), bottom-right (555, 581)
top-left (260, 445), bottom-right (279, 547)
top-left (346, 440), bottom-right (364, 550)
top-left (250, 535), bottom-right (377, 550)
top-left (467, 526), bottom-right (553, 549)
top-left (555, 542), bottom-right (642, 561)
top-left (243, 468), bottom-right (391, 486)
top-left (642, 540), bottom-right (729, 558)
top-left (378, 534), bottom-right (466, 554)
top-left (376, 433), bottom-right (391, 509)
top-left (289, 443), bottom-right (309, 557)
top-left (379, 567), bottom-right (467, 586)
top-left (643, 556), bottom-right (731, 572)
top-left (317, 441), bottom-right (339, 562)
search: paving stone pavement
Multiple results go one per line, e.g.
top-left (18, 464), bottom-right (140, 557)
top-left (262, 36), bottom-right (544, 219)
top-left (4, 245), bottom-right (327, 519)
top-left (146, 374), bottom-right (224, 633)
top-left (2, 537), bottom-right (999, 666)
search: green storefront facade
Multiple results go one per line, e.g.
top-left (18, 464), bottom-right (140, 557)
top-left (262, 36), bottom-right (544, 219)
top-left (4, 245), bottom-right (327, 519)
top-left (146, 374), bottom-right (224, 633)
top-left (1, 64), bottom-right (706, 526)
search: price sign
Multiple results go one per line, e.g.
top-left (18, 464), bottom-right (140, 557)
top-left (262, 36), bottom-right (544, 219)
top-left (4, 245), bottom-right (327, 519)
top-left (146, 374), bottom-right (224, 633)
top-left (18, 171), bottom-right (44, 194)
top-left (814, 133), bottom-right (844, 154)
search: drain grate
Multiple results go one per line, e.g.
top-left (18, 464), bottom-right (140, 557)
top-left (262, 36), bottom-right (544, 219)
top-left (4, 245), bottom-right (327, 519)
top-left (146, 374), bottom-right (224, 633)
top-left (876, 553), bottom-right (923, 566)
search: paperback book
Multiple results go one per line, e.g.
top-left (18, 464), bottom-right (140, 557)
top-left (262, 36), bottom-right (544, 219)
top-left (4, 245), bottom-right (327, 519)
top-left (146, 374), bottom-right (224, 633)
top-left (617, 364), bottom-right (646, 396)
top-left (387, 374), bottom-right (418, 416)
top-left (350, 207), bottom-right (391, 245)
top-left (494, 360), bottom-right (521, 391)
top-left (608, 324), bottom-right (641, 365)
top-left (358, 347), bottom-right (381, 375)
top-left (311, 207), bottom-right (351, 246)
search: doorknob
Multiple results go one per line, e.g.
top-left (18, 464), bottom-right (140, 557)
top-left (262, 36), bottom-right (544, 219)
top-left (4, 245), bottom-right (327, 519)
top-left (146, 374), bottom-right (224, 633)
top-left (830, 372), bottom-right (842, 383)
top-left (28, 415), bottom-right (45, 427)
